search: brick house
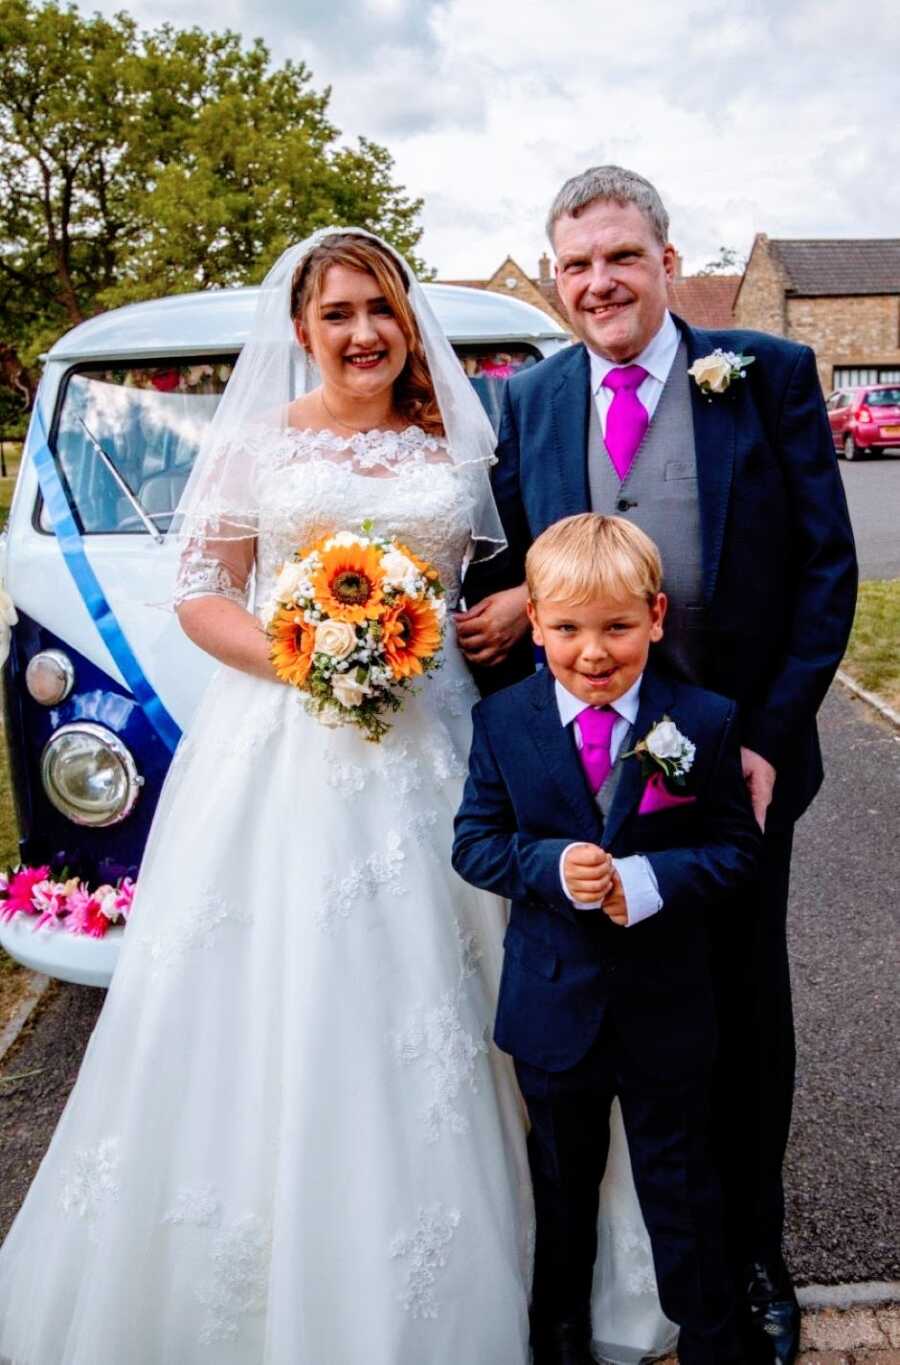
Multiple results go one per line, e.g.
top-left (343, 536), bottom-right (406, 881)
top-left (734, 235), bottom-right (900, 393)
top-left (441, 255), bottom-right (570, 331)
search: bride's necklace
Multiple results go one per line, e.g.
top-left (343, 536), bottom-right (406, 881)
top-left (320, 391), bottom-right (394, 435)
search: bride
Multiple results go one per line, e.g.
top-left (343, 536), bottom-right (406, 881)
top-left (0, 229), bottom-right (675, 1364)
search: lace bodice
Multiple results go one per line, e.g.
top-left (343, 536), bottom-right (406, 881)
top-left (174, 426), bottom-right (480, 612)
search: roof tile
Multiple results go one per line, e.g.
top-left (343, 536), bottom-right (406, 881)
top-left (769, 240), bottom-right (900, 296)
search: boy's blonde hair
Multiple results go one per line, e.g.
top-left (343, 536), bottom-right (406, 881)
top-left (526, 514), bottom-right (662, 604)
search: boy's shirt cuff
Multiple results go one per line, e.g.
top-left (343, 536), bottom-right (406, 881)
top-left (559, 845), bottom-right (663, 924)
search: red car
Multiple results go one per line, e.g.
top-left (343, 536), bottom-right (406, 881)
top-left (826, 383), bottom-right (900, 460)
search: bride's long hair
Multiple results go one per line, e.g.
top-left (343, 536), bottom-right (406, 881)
top-left (289, 233), bottom-right (445, 437)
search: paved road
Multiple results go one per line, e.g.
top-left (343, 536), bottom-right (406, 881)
top-left (1, 684), bottom-right (898, 1285)
top-left (838, 449), bottom-right (900, 579)
top-left (783, 684), bottom-right (899, 1285)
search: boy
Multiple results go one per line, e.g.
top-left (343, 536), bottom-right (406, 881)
top-left (452, 514), bottom-right (761, 1365)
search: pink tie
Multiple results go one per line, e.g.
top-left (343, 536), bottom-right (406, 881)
top-left (575, 706), bottom-right (617, 794)
top-left (602, 364), bottom-right (649, 480)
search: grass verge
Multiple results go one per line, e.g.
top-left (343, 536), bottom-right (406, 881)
top-left (0, 727), bottom-right (27, 1035)
top-left (842, 580), bottom-right (900, 713)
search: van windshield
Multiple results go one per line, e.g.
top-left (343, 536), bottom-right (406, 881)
top-left (456, 345), bottom-right (541, 428)
top-left (44, 346), bottom-right (542, 534)
top-left (46, 361), bottom-right (236, 535)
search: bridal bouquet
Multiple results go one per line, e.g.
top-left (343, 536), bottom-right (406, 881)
top-left (265, 524), bottom-right (446, 741)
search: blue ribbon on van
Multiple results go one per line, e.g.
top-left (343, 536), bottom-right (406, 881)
top-left (29, 407), bottom-right (183, 754)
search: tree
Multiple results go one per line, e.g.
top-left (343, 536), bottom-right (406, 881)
top-left (0, 0), bottom-right (428, 405)
top-left (696, 246), bottom-right (746, 276)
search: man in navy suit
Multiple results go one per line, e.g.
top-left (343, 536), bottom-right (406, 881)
top-left (456, 166), bottom-right (857, 1362)
top-left (453, 514), bottom-right (762, 1365)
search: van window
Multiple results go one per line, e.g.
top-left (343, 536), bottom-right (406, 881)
top-left (42, 360), bottom-right (236, 535)
top-left (41, 345), bottom-right (543, 535)
top-left (456, 346), bottom-right (542, 428)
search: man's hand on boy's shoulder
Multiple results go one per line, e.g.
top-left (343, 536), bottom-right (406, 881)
top-left (562, 842), bottom-right (614, 906)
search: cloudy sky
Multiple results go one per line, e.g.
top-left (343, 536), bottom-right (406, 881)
top-left (79, 0), bottom-right (899, 280)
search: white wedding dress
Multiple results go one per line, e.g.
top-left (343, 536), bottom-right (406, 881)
top-left (0, 427), bottom-right (675, 1365)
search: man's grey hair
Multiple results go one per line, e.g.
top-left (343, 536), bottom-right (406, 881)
top-left (546, 166), bottom-right (670, 247)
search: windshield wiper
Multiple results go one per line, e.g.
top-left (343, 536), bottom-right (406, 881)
top-left (76, 417), bottom-right (165, 544)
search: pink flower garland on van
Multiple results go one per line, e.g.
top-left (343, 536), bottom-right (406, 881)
top-left (0, 867), bottom-right (135, 937)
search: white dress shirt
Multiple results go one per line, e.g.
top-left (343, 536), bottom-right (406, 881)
top-left (589, 310), bottom-right (680, 437)
top-left (555, 675), bottom-right (663, 926)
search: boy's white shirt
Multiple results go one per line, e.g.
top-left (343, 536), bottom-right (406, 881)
top-left (555, 674), bottom-right (663, 925)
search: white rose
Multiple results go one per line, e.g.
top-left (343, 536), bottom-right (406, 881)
top-left (325, 531), bottom-right (363, 550)
top-left (331, 672), bottom-right (371, 709)
top-left (688, 353), bottom-right (732, 394)
top-left (0, 587), bottom-right (18, 627)
top-left (646, 720), bottom-right (683, 760)
top-left (274, 562), bottom-right (308, 602)
top-left (314, 620), bottom-right (356, 661)
top-left (380, 549), bottom-right (419, 590)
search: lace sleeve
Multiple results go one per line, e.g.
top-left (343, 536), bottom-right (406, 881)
top-left (173, 538), bottom-right (255, 608)
top-left (170, 431), bottom-right (259, 608)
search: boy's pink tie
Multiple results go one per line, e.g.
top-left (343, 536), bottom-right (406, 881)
top-left (602, 364), bottom-right (649, 480)
top-left (575, 706), bottom-right (617, 794)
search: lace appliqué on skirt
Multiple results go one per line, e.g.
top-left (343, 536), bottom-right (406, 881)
top-left (319, 829), bottom-right (406, 932)
top-left (393, 992), bottom-right (487, 1142)
top-left (197, 1215), bottom-right (271, 1346)
top-left (390, 1204), bottom-right (461, 1320)
top-left (59, 1136), bottom-right (121, 1229)
top-left (141, 888), bottom-right (252, 976)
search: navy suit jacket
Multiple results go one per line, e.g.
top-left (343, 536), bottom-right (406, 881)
top-left (465, 318), bottom-right (858, 827)
top-left (452, 666), bottom-right (762, 1078)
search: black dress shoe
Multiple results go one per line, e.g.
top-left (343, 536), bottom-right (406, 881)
top-left (743, 1256), bottom-right (800, 1365)
top-left (531, 1318), bottom-right (597, 1365)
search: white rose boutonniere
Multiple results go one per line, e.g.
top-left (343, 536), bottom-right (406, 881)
top-left (688, 348), bottom-right (754, 399)
top-left (624, 715), bottom-right (696, 788)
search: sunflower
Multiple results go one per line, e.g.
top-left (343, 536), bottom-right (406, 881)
top-left (381, 596), bottom-right (443, 678)
top-left (269, 608), bottom-right (315, 687)
top-left (312, 543), bottom-right (386, 624)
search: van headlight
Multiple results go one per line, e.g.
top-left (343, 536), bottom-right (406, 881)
top-left (40, 723), bottom-right (143, 826)
top-left (26, 650), bottom-right (76, 705)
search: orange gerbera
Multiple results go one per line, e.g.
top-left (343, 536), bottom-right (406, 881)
top-left (382, 596), bottom-right (442, 679)
top-left (312, 543), bottom-right (385, 624)
top-left (269, 608), bottom-right (315, 687)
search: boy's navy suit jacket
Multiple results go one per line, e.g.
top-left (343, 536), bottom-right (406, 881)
top-left (452, 665), bottom-right (762, 1080)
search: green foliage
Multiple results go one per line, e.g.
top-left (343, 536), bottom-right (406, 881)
top-left (696, 246), bottom-right (746, 276)
top-left (0, 0), bottom-right (428, 384)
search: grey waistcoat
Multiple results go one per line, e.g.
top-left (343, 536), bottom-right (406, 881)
top-left (588, 342), bottom-right (706, 683)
